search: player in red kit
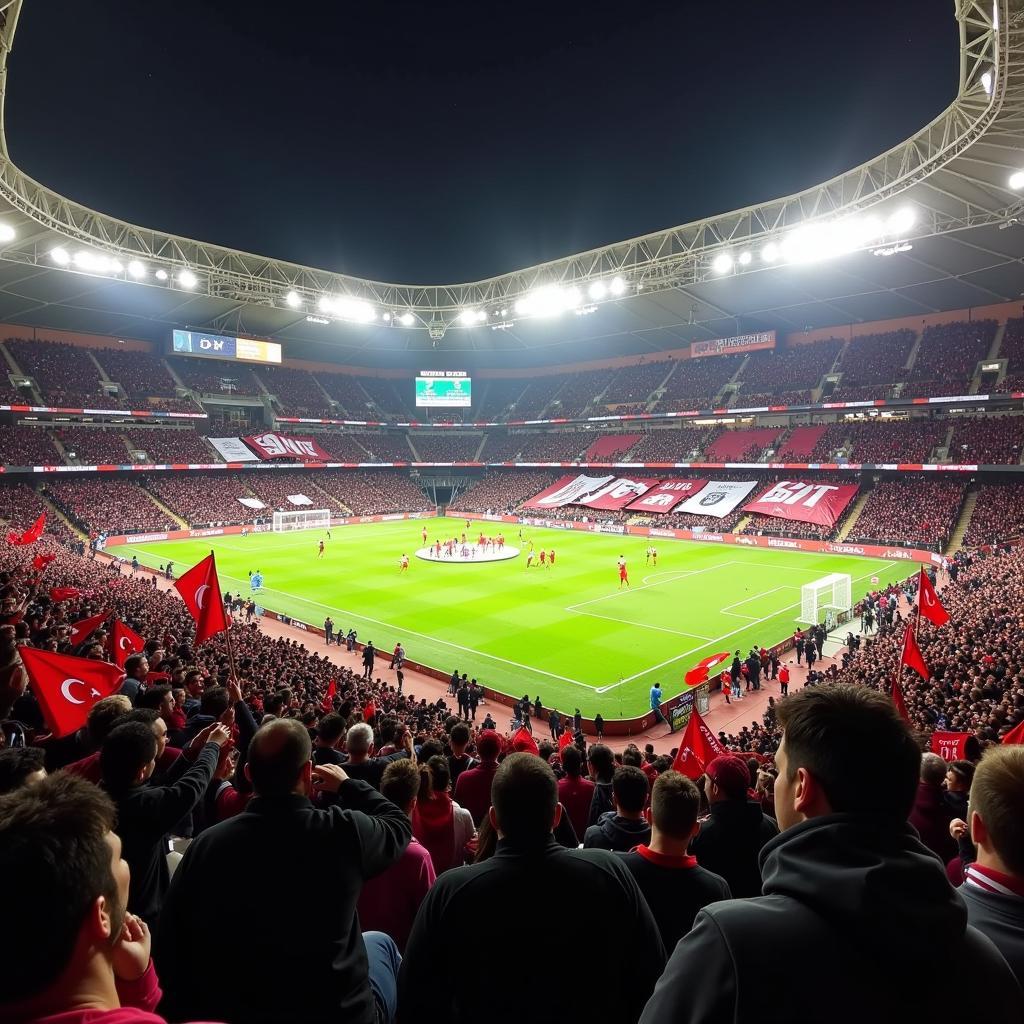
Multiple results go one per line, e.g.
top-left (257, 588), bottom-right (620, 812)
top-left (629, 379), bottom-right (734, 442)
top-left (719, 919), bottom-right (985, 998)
top-left (318, 539), bottom-right (325, 559)
top-left (497, 534), bottom-right (504, 549)
top-left (399, 554), bottom-right (409, 573)
top-left (539, 549), bottom-right (546, 566)
top-left (618, 556), bottom-right (629, 588)
top-left (422, 526), bottom-right (428, 544)
top-left (549, 549), bottom-right (555, 567)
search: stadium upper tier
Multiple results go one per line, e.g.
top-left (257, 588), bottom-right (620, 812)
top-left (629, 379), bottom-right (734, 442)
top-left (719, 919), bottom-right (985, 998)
top-left (0, 3), bottom-right (1018, 369)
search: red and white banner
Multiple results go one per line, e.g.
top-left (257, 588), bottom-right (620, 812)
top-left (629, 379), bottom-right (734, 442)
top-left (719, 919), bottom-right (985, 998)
top-left (690, 331), bottom-right (775, 359)
top-left (578, 477), bottom-right (663, 510)
top-left (521, 475), bottom-right (614, 509)
top-left (243, 432), bottom-right (332, 462)
top-left (625, 479), bottom-right (707, 514)
top-left (743, 480), bottom-right (859, 527)
top-left (930, 731), bottom-right (971, 762)
top-left (674, 480), bottom-right (758, 519)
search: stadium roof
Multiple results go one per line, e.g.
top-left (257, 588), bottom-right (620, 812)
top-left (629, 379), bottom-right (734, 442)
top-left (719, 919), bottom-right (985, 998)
top-left (0, 1), bottom-right (1020, 367)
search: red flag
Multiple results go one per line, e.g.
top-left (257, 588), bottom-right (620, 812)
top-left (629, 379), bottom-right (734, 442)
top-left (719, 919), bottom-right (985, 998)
top-left (672, 708), bottom-right (725, 780)
top-left (33, 553), bottom-right (57, 571)
top-left (22, 512), bottom-right (46, 545)
top-left (917, 569), bottom-right (949, 627)
top-left (174, 553), bottom-right (229, 645)
top-left (684, 652), bottom-right (732, 687)
top-left (1001, 719), bottom-right (1024, 745)
top-left (109, 619), bottom-right (145, 669)
top-left (900, 624), bottom-right (930, 681)
top-left (511, 727), bottom-right (540, 756)
top-left (891, 677), bottom-right (911, 723)
top-left (321, 679), bottom-right (337, 713)
top-left (49, 587), bottom-right (81, 603)
top-left (558, 729), bottom-right (575, 751)
top-left (68, 609), bottom-right (110, 646)
top-left (20, 647), bottom-right (125, 738)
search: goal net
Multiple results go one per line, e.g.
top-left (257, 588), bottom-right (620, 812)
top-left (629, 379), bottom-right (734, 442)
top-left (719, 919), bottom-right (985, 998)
top-left (799, 572), bottom-right (852, 626)
top-left (272, 508), bottom-right (330, 533)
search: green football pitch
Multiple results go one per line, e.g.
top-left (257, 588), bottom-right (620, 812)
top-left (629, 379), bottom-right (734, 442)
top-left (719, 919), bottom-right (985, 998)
top-left (108, 516), bottom-right (912, 718)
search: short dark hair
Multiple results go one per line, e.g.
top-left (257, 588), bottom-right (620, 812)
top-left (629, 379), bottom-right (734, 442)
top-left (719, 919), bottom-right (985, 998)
top-left (613, 765), bottom-right (649, 814)
top-left (380, 717), bottom-right (398, 744)
top-left (650, 771), bottom-right (700, 840)
top-left (588, 743), bottom-right (614, 781)
top-left (247, 719), bottom-right (311, 797)
top-left (450, 722), bottom-right (470, 746)
top-left (561, 744), bottom-right (582, 777)
top-left (491, 752), bottom-right (557, 842)
top-left (0, 746), bottom-right (45, 794)
top-left (100, 722), bottom-right (158, 792)
top-left (136, 684), bottom-right (172, 711)
top-left (425, 754), bottom-right (451, 794)
top-left (87, 695), bottom-right (131, 745)
top-left (124, 653), bottom-right (147, 677)
top-left (776, 685), bottom-right (919, 818)
top-left (121, 708), bottom-right (159, 730)
top-left (200, 685), bottom-right (231, 719)
top-left (381, 758), bottom-right (420, 809)
top-left (622, 745), bottom-right (642, 768)
top-left (0, 773), bottom-right (119, 1002)
top-left (317, 712), bottom-right (346, 745)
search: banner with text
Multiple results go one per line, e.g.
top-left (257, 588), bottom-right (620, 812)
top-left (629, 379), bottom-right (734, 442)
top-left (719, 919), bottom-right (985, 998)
top-left (930, 731), bottom-right (972, 762)
top-left (743, 480), bottom-right (860, 527)
top-left (208, 437), bottom-right (260, 462)
top-left (578, 477), bottom-right (663, 510)
top-left (243, 432), bottom-right (332, 462)
top-left (690, 331), bottom-right (775, 359)
top-left (625, 479), bottom-right (708, 514)
top-left (674, 480), bottom-right (758, 519)
top-left (521, 475), bottom-right (614, 509)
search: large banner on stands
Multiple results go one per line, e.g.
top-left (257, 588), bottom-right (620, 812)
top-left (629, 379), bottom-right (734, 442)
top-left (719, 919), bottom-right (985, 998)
top-left (522, 474), bottom-right (662, 510)
top-left (209, 437), bottom-right (260, 462)
top-left (243, 432), bottom-right (332, 462)
top-left (674, 480), bottom-right (758, 519)
top-left (521, 474), bottom-right (614, 509)
top-left (577, 477), bottom-right (663, 510)
top-left (625, 479), bottom-right (707, 514)
top-left (743, 480), bottom-right (860, 527)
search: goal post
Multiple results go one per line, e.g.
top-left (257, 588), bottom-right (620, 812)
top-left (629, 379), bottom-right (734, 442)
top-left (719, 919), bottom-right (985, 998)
top-left (272, 508), bottom-right (331, 533)
top-left (799, 572), bottom-right (852, 626)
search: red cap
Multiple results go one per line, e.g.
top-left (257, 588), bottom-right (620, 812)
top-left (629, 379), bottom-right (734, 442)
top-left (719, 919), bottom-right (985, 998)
top-left (705, 755), bottom-right (751, 800)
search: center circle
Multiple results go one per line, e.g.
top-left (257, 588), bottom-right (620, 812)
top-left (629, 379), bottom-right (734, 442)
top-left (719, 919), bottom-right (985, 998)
top-left (415, 544), bottom-right (521, 564)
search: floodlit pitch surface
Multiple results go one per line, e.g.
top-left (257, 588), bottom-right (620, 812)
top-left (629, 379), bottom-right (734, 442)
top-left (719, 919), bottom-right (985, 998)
top-left (109, 516), bottom-right (911, 718)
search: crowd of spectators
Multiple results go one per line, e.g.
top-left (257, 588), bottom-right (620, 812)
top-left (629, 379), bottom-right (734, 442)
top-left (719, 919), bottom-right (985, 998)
top-left (654, 353), bottom-right (744, 411)
top-left (0, 425), bottom-right (60, 465)
top-left (122, 429), bottom-right (218, 464)
top-left (359, 378), bottom-right (411, 418)
top-left (244, 475), bottom-right (347, 514)
top-left (735, 389), bottom-right (813, 408)
top-left (907, 320), bottom-right (998, 396)
top-left (169, 358), bottom-right (261, 397)
top-left (846, 418), bottom-right (947, 464)
top-left (512, 375), bottom-right (567, 418)
top-left (604, 359), bottom-right (673, 406)
top-left (313, 471), bottom-right (433, 515)
top-left (847, 478), bottom-right (965, 548)
top-left (408, 433), bottom-right (481, 462)
top-left (475, 378), bottom-right (529, 419)
top-left (144, 475), bottom-right (253, 527)
top-left (808, 423), bottom-right (851, 461)
top-left (994, 317), bottom-right (1024, 393)
top-left (6, 339), bottom-right (125, 409)
top-left (95, 349), bottom-right (188, 405)
top-left (318, 372), bottom-right (374, 416)
top-left (775, 425), bottom-right (826, 460)
top-left (256, 365), bottom-right (335, 418)
top-left (736, 338), bottom-right (842, 399)
top-left (314, 433), bottom-right (373, 461)
top-left (548, 369), bottom-right (617, 417)
top-left (963, 483), bottom-right (1024, 548)
top-left (834, 329), bottom-right (916, 394)
top-left (44, 478), bottom-right (179, 534)
top-left (0, 483), bottom-right (77, 543)
top-left (52, 427), bottom-right (132, 465)
top-left (621, 427), bottom-right (717, 462)
top-left (705, 428), bottom-right (782, 461)
top-left (454, 471), bottom-right (559, 513)
top-left (353, 433), bottom-right (415, 462)
top-left (947, 416), bottom-right (1024, 465)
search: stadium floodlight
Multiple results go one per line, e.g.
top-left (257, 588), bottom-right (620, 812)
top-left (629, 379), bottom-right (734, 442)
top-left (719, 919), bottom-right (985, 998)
top-left (399, 312), bottom-right (415, 327)
top-left (737, 251), bottom-right (752, 266)
top-left (588, 280), bottom-right (607, 300)
top-left (982, 70), bottom-right (993, 95)
top-left (318, 296), bottom-right (335, 313)
top-left (109, 259), bottom-right (123, 274)
top-left (51, 246), bottom-right (71, 265)
top-left (712, 253), bottom-right (733, 274)
top-left (155, 269), bottom-right (168, 281)
top-left (285, 290), bottom-right (301, 308)
top-left (886, 206), bottom-right (916, 236)
top-left (73, 250), bottom-right (113, 273)
top-left (333, 296), bottom-right (376, 322)
top-left (609, 276), bottom-right (626, 296)
top-left (127, 260), bottom-right (146, 279)
top-left (459, 309), bottom-right (482, 324)
top-left (1009, 170), bottom-right (1024, 190)
top-left (500, 308), bottom-right (508, 317)
top-left (177, 269), bottom-right (198, 288)
top-left (382, 312), bottom-right (392, 322)
top-left (514, 284), bottom-right (582, 318)
top-left (761, 242), bottom-right (779, 262)
top-left (0, 224), bottom-right (15, 242)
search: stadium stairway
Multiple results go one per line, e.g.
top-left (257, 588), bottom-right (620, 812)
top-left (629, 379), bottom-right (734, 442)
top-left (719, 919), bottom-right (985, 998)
top-left (903, 328), bottom-right (924, 374)
top-left (307, 479), bottom-right (353, 514)
top-left (0, 344), bottom-right (44, 405)
top-left (472, 433), bottom-right (487, 461)
top-left (139, 486), bottom-right (188, 529)
top-left (946, 488), bottom-right (979, 555)
top-left (37, 490), bottom-right (86, 540)
top-left (834, 486), bottom-right (874, 542)
top-left (87, 350), bottom-right (111, 383)
top-left (406, 434), bottom-right (422, 460)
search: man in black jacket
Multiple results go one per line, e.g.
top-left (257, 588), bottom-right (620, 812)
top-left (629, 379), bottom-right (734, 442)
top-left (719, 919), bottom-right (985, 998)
top-left (583, 765), bottom-right (651, 852)
top-left (586, 742), bottom-right (616, 827)
top-left (399, 753), bottom-right (665, 1022)
top-left (154, 717), bottom-right (411, 1024)
top-left (362, 640), bottom-right (376, 679)
top-left (690, 754), bottom-right (778, 897)
top-left (100, 719), bottom-right (228, 928)
top-left (641, 686), bottom-right (1022, 1024)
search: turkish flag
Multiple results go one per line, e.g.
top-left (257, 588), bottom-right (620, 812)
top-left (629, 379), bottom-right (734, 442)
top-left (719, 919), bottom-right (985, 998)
top-left (1001, 718), bottom-right (1024, 745)
top-left (672, 708), bottom-right (725, 779)
top-left (109, 620), bottom-right (145, 669)
top-left (917, 569), bottom-right (949, 627)
top-left (69, 610), bottom-right (110, 646)
top-left (33, 553), bottom-right (57, 571)
top-left (20, 647), bottom-right (125, 738)
top-left (8, 513), bottom-right (46, 546)
top-left (174, 553), bottom-right (229, 646)
top-left (49, 587), bottom-right (81, 603)
top-left (320, 679), bottom-right (337, 713)
top-left (891, 677), bottom-right (911, 723)
top-left (558, 730), bottom-right (575, 751)
top-left (684, 652), bottom-right (732, 687)
top-left (511, 727), bottom-right (540, 756)
top-left (900, 624), bottom-right (930, 681)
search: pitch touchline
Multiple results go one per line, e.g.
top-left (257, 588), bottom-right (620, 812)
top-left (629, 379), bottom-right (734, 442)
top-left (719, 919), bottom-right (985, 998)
top-left (594, 561), bottom-right (899, 693)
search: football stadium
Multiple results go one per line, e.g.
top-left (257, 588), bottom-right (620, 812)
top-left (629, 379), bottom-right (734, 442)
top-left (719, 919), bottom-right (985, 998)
top-left (1, 2), bottom-right (1023, 1022)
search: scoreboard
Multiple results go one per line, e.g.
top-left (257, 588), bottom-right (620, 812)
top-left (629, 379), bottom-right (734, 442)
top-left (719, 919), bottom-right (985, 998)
top-left (171, 330), bottom-right (282, 365)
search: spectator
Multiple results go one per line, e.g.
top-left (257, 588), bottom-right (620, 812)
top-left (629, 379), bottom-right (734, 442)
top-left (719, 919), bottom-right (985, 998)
top-left (690, 754), bottom-right (779, 897)
top-left (557, 742), bottom-right (595, 838)
top-left (452, 728), bottom-right (501, 825)
top-left (154, 718), bottom-right (411, 1024)
top-left (958, 745), bottom-right (1024, 986)
top-left (640, 686), bottom-right (1021, 1024)
top-left (399, 753), bottom-right (666, 1023)
top-left (944, 759), bottom-right (975, 822)
top-left (910, 751), bottom-right (958, 863)
top-left (118, 653), bottom-right (148, 703)
top-left (343, 721), bottom-right (410, 790)
top-left (411, 755), bottom-right (475, 873)
top-left (583, 765), bottom-right (652, 852)
top-left (0, 744), bottom-right (46, 793)
top-left (445, 721), bottom-right (476, 785)
top-left (357, 758), bottom-right (437, 953)
top-left (587, 742), bottom-right (616, 827)
top-left (620, 771), bottom-right (732, 953)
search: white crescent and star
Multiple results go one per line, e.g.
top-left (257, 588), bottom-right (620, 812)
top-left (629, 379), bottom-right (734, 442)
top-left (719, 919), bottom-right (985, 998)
top-left (195, 584), bottom-right (209, 609)
top-left (119, 635), bottom-right (133, 650)
top-left (61, 677), bottom-right (86, 704)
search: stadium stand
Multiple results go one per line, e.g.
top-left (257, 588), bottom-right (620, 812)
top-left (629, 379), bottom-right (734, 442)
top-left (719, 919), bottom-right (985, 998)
top-left (170, 357), bottom-right (262, 397)
top-left (5, 339), bottom-right (125, 408)
top-left (317, 372), bottom-right (373, 416)
top-left (477, 432), bottom-right (528, 462)
top-left (832, 329), bottom-right (916, 399)
top-left (846, 478), bottom-right (965, 548)
top-left (584, 434), bottom-right (641, 461)
top-left (476, 378), bottom-right (529, 419)
top-left (352, 433), bottom-right (414, 462)
top-left (845, 419), bottom-right (947, 464)
top-left (994, 316), bottom-right (1024, 392)
top-left (512, 374), bottom-right (568, 418)
top-left (905, 319), bottom-right (998, 397)
top-left (44, 478), bottom-right (178, 534)
top-left (736, 338), bottom-right (842, 402)
top-left (775, 425), bottom-right (827, 460)
top-left (359, 378), bottom-right (412, 418)
top-left (808, 423), bottom-right (851, 461)
top-left (705, 427), bottom-right (782, 461)
top-left (408, 433), bottom-right (482, 461)
top-left (122, 428), bottom-right (218, 464)
top-left (256, 365), bottom-right (335, 417)
top-left (654, 353), bottom-right (744, 410)
top-left (243, 474), bottom-right (348, 513)
top-left (52, 426), bottom-right (132, 464)
top-left (947, 415), bottom-right (1024, 465)
top-left (144, 475), bottom-right (255, 527)
top-left (313, 432), bottom-right (372, 461)
top-left (455, 470), bottom-right (561, 512)
top-left (0, 483), bottom-right (76, 542)
top-left (963, 483), bottom-right (1024, 547)
top-left (604, 359), bottom-right (673, 406)
top-left (313, 471), bottom-right (432, 514)
top-left (94, 348), bottom-right (196, 412)
top-left (621, 428), bottom-right (718, 462)
top-left (0, 424), bottom-right (60, 465)
top-left (548, 369), bottom-right (617, 417)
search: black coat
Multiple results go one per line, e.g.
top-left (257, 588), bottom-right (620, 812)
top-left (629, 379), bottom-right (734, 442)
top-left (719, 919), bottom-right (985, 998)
top-left (154, 780), bottom-right (411, 1024)
top-left (642, 816), bottom-right (1022, 1024)
top-left (399, 837), bottom-right (666, 1023)
top-left (690, 798), bottom-right (778, 898)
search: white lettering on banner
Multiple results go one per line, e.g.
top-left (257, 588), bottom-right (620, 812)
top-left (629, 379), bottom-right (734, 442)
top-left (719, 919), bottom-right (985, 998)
top-left (930, 553), bottom-right (942, 565)
top-left (756, 480), bottom-right (840, 508)
top-left (649, 528), bottom-right (678, 539)
top-left (189, 528), bottom-right (225, 538)
top-left (768, 539), bottom-right (800, 549)
top-left (883, 549), bottom-right (913, 560)
top-left (359, 517), bottom-right (374, 523)
top-left (827, 543), bottom-right (866, 555)
top-left (736, 536), bottom-right (756, 546)
top-left (535, 474), bottom-right (615, 507)
top-left (251, 433), bottom-right (318, 459)
top-left (126, 533), bottom-right (168, 543)
top-left (640, 493), bottom-right (675, 507)
top-left (700, 534), bottom-right (724, 542)
top-left (382, 514), bottom-right (405, 521)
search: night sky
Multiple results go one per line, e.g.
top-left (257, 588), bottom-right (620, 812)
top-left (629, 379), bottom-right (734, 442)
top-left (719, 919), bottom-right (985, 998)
top-left (9, 1), bottom-right (957, 284)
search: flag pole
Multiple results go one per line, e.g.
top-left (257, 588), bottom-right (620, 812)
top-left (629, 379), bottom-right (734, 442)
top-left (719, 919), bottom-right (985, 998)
top-left (212, 549), bottom-right (240, 683)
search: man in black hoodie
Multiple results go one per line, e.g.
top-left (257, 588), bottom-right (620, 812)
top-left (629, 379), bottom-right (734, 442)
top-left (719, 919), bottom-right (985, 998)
top-left (641, 686), bottom-right (1022, 1024)
top-left (586, 742), bottom-right (616, 827)
top-left (690, 754), bottom-right (778, 897)
top-left (583, 765), bottom-right (651, 852)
